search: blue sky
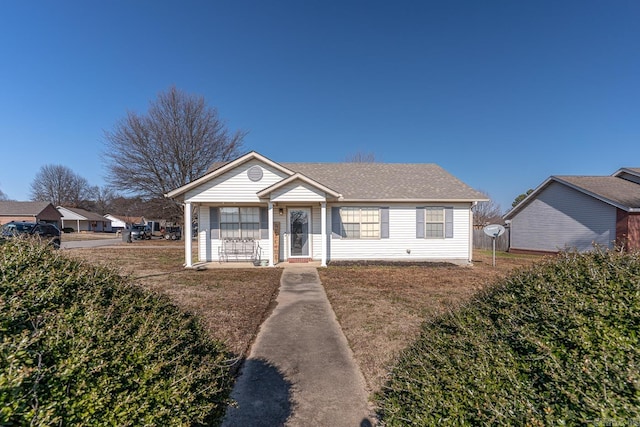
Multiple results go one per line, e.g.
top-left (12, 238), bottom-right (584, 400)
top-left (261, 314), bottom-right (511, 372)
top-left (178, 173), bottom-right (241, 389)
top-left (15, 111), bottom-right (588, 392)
top-left (1, 1), bottom-right (638, 212)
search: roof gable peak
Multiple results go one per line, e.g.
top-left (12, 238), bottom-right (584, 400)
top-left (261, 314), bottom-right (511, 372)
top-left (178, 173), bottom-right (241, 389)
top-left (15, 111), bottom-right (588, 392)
top-left (166, 151), bottom-right (295, 199)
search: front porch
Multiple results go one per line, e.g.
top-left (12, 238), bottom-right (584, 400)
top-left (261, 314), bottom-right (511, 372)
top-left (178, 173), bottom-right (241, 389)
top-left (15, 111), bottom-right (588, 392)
top-left (182, 201), bottom-right (330, 268)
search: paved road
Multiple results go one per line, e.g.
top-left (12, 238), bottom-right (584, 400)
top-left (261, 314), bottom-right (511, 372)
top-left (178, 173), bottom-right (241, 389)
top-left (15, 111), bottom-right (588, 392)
top-left (61, 237), bottom-right (122, 249)
top-left (222, 265), bottom-right (375, 427)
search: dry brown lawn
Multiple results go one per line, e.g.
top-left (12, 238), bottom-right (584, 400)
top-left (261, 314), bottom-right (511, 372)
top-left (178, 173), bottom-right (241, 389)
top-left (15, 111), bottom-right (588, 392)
top-left (61, 232), bottom-right (121, 241)
top-left (66, 242), bottom-right (542, 393)
top-left (318, 250), bottom-right (543, 393)
top-left (65, 244), bottom-right (282, 366)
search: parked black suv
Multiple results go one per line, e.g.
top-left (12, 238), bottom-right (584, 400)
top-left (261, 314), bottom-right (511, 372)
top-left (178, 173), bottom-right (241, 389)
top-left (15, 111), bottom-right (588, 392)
top-left (0, 221), bottom-right (61, 249)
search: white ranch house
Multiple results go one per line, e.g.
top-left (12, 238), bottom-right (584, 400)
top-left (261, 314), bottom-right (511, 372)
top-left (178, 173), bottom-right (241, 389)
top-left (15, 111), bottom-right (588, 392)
top-left (57, 206), bottom-right (109, 232)
top-left (165, 152), bottom-right (487, 267)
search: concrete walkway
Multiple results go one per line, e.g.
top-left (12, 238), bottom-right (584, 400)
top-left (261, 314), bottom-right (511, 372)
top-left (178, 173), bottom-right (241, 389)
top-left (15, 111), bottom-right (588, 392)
top-left (222, 265), bottom-right (375, 427)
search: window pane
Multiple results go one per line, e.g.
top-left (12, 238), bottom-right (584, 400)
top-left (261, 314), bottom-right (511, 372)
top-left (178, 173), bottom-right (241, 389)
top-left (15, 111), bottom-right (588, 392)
top-left (361, 208), bottom-right (379, 223)
top-left (425, 207), bottom-right (443, 222)
top-left (340, 207), bottom-right (380, 239)
top-left (343, 223), bottom-right (360, 239)
top-left (241, 223), bottom-right (259, 239)
top-left (220, 207), bottom-right (239, 223)
top-left (241, 207), bottom-right (259, 223)
top-left (361, 223), bottom-right (379, 238)
top-left (221, 223), bottom-right (239, 239)
top-left (340, 207), bottom-right (359, 223)
top-left (425, 223), bottom-right (444, 238)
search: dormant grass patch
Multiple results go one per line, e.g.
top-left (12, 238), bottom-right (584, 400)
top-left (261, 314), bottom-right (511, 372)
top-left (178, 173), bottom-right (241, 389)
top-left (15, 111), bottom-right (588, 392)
top-left (319, 250), bottom-right (541, 393)
top-left (66, 244), bottom-right (282, 358)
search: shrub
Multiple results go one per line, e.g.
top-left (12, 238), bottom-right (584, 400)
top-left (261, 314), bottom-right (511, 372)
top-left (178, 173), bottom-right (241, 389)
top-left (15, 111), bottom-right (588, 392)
top-left (377, 249), bottom-right (640, 425)
top-left (0, 240), bottom-right (232, 426)
top-left (62, 227), bottom-right (75, 233)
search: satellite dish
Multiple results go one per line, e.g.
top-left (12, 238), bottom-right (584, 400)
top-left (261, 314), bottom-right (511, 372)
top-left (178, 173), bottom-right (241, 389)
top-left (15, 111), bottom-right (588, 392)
top-left (483, 224), bottom-right (506, 267)
top-left (483, 224), bottom-right (505, 238)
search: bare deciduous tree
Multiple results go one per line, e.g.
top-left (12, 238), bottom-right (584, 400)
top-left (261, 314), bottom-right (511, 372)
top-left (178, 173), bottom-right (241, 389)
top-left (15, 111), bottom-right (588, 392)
top-left (30, 164), bottom-right (90, 206)
top-left (78, 185), bottom-right (120, 215)
top-left (0, 187), bottom-right (8, 201)
top-left (345, 151), bottom-right (377, 162)
top-left (473, 191), bottom-right (503, 227)
top-left (103, 86), bottom-right (245, 220)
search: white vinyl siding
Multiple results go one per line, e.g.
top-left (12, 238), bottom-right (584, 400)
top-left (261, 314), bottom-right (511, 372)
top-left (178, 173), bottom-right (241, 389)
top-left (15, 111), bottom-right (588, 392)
top-left (271, 182), bottom-right (326, 202)
top-left (184, 160), bottom-right (289, 203)
top-left (200, 203), bottom-right (471, 263)
top-left (510, 182), bottom-right (616, 252)
top-left (328, 203), bottom-right (471, 262)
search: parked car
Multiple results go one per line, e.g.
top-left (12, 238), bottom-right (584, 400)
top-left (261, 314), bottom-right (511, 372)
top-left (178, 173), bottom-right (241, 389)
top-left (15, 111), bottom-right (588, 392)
top-left (129, 224), bottom-right (150, 240)
top-left (0, 221), bottom-right (61, 249)
top-left (163, 226), bottom-right (182, 240)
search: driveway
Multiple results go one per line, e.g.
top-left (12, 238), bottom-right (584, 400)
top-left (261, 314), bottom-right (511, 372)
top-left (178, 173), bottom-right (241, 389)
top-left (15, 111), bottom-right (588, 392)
top-left (61, 237), bottom-right (122, 249)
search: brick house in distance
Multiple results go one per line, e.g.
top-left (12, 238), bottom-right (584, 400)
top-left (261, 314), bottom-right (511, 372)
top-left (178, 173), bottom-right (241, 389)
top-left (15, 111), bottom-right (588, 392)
top-left (0, 201), bottom-right (62, 228)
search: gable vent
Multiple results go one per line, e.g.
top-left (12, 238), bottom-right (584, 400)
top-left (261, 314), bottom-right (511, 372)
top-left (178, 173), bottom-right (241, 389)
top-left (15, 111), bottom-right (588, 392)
top-left (247, 165), bottom-right (263, 182)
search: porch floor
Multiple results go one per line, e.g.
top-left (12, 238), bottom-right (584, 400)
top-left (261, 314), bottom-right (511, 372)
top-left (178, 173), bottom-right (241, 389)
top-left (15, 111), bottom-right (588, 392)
top-left (189, 260), bottom-right (323, 269)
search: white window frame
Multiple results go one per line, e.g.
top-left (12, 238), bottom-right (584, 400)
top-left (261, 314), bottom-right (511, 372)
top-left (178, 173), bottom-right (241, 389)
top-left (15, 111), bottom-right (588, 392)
top-left (340, 207), bottom-right (380, 239)
top-left (220, 207), bottom-right (260, 240)
top-left (425, 206), bottom-right (445, 239)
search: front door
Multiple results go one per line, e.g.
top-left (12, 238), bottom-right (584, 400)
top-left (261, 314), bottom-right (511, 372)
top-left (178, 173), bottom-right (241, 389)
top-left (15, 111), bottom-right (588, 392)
top-left (289, 208), bottom-right (310, 258)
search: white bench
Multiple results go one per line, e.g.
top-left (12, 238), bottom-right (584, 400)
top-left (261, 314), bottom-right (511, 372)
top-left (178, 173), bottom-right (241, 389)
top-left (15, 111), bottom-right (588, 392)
top-left (218, 239), bottom-right (261, 263)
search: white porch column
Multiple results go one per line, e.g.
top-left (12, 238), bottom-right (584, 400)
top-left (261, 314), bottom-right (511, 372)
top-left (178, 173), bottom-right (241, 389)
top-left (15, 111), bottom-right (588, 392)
top-left (268, 202), bottom-right (274, 266)
top-left (321, 202), bottom-right (327, 267)
top-left (184, 202), bottom-right (193, 268)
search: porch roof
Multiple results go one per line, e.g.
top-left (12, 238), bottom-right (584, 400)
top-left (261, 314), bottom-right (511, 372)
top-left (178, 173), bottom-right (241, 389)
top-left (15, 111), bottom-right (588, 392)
top-left (256, 172), bottom-right (341, 199)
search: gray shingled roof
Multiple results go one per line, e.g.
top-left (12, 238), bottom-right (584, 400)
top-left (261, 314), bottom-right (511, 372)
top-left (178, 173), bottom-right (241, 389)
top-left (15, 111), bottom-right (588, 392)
top-left (555, 176), bottom-right (640, 209)
top-left (204, 155), bottom-right (486, 201)
top-left (623, 167), bottom-right (640, 175)
top-left (0, 201), bottom-right (54, 216)
top-left (60, 206), bottom-right (107, 221)
top-left (282, 162), bottom-right (485, 200)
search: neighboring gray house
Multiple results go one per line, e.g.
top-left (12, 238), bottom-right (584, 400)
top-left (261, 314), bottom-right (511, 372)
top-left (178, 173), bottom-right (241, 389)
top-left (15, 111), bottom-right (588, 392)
top-left (57, 206), bottom-right (110, 232)
top-left (504, 168), bottom-right (640, 253)
top-left (165, 151), bottom-right (487, 267)
top-left (0, 201), bottom-right (62, 227)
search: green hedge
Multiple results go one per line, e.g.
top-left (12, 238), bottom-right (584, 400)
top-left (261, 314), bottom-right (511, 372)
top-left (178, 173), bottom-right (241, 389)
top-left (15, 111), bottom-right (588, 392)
top-left (0, 240), bottom-right (232, 426)
top-left (378, 249), bottom-right (640, 426)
